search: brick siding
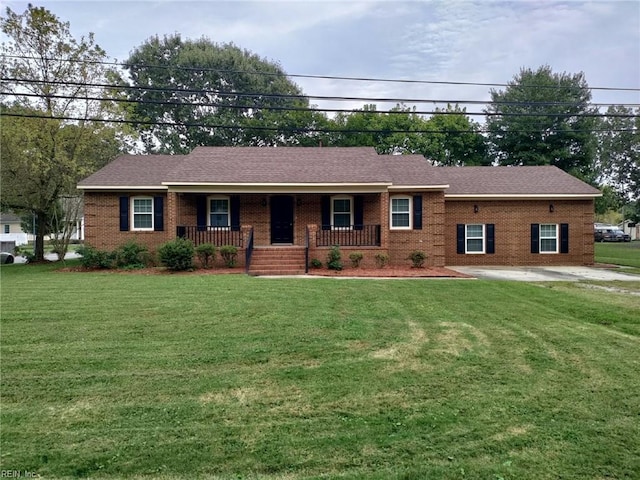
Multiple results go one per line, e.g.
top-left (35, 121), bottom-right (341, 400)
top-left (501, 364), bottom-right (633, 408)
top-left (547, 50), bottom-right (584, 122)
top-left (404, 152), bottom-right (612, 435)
top-left (84, 192), bottom-right (171, 252)
top-left (444, 199), bottom-right (595, 266)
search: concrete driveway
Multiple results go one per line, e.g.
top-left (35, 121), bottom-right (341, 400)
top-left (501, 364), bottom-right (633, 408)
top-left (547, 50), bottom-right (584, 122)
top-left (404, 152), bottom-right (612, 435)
top-left (449, 266), bottom-right (639, 282)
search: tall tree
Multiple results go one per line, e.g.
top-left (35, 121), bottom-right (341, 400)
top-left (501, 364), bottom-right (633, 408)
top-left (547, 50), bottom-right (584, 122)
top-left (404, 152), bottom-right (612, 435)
top-left (422, 104), bottom-right (489, 166)
top-left (122, 35), bottom-right (316, 153)
top-left (1, 5), bottom-right (123, 260)
top-left (486, 65), bottom-right (597, 178)
top-left (331, 104), bottom-right (429, 154)
top-left (330, 103), bottom-right (489, 165)
top-left (595, 105), bottom-right (640, 202)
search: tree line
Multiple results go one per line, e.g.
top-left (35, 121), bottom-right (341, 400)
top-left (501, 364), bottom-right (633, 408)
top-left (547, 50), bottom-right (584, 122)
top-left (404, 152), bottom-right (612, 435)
top-left (1, 5), bottom-right (638, 260)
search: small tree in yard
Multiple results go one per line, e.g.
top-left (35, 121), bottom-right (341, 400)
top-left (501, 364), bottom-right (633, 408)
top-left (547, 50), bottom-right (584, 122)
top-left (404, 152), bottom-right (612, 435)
top-left (158, 238), bottom-right (195, 271)
top-left (49, 196), bottom-right (83, 261)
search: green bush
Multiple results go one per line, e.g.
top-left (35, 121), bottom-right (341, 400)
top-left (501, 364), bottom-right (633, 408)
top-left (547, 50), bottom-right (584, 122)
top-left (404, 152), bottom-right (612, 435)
top-left (219, 245), bottom-right (238, 268)
top-left (157, 238), bottom-right (195, 271)
top-left (76, 245), bottom-right (114, 269)
top-left (114, 241), bottom-right (151, 269)
top-left (310, 258), bottom-right (323, 269)
top-left (348, 252), bottom-right (364, 268)
top-left (195, 243), bottom-right (216, 269)
top-left (327, 245), bottom-right (343, 271)
top-left (374, 252), bottom-right (389, 269)
top-left (407, 250), bottom-right (427, 268)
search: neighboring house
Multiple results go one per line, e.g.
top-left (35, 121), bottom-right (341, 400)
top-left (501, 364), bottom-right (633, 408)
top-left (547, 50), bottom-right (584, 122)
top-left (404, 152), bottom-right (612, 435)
top-left (78, 147), bottom-right (601, 274)
top-left (0, 213), bottom-right (28, 248)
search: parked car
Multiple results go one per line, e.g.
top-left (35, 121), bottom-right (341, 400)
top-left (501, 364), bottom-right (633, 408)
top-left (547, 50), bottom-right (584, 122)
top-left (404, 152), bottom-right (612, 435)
top-left (594, 226), bottom-right (628, 242)
top-left (0, 252), bottom-right (15, 264)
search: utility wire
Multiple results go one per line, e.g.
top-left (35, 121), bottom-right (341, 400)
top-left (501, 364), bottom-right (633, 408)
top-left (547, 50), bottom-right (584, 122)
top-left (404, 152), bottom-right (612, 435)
top-left (3, 90), bottom-right (638, 119)
top-left (3, 54), bottom-right (640, 92)
top-left (3, 77), bottom-right (639, 109)
top-left (2, 111), bottom-right (634, 135)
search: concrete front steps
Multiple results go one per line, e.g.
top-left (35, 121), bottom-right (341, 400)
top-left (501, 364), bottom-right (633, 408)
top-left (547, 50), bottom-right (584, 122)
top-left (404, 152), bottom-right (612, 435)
top-left (248, 246), bottom-right (307, 276)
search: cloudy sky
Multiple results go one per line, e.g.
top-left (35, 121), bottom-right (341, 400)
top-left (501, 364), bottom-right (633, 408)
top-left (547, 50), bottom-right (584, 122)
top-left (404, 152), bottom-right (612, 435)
top-left (2, 0), bottom-right (639, 114)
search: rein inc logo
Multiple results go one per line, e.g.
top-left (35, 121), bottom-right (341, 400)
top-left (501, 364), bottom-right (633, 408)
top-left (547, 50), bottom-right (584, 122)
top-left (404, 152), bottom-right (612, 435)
top-left (1, 472), bottom-right (38, 478)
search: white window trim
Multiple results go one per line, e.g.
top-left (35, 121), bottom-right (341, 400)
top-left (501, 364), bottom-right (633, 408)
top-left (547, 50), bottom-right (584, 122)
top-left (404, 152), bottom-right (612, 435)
top-left (208, 195), bottom-right (230, 229)
top-left (131, 196), bottom-right (154, 231)
top-left (465, 224), bottom-right (485, 254)
top-left (390, 195), bottom-right (412, 230)
top-left (540, 223), bottom-right (559, 254)
top-left (331, 195), bottom-right (353, 230)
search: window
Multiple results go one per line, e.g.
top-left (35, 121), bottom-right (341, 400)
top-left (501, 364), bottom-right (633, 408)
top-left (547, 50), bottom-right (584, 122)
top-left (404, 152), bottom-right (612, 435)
top-left (132, 197), bottom-right (153, 230)
top-left (540, 223), bottom-right (558, 253)
top-left (209, 197), bottom-right (230, 228)
top-left (332, 196), bottom-right (352, 229)
top-left (390, 196), bottom-right (411, 229)
top-left (3, 225), bottom-right (9, 234)
top-left (466, 224), bottom-right (485, 253)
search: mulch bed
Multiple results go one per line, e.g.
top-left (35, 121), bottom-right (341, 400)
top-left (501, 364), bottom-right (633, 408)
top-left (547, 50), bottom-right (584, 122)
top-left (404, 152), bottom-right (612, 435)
top-left (57, 265), bottom-right (470, 278)
top-left (307, 266), bottom-right (471, 278)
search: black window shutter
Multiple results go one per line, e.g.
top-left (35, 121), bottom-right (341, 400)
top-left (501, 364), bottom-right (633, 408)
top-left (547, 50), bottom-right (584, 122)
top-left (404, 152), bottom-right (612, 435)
top-left (560, 223), bottom-right (569, 254)
top-left (354, 195), bottom-right (364, 230)
top-left (456, 224), bottom-right (465, 254)
top-left (153, 196), bottom-right (164, 231)
top-left (413, 195), bottom-right (423, 230)
top-left (230, 195), bottom-right (240, 231)
top-left (531, 224), bottom-right (540, 254)
top-left (196, 196), bottom-right (207, 231)
top-left (321, 195), bottom-right (330, 230)
top-left (486, 223), bottom-right (495, 254)
top-left (119, 196), bottom-right (129, 231)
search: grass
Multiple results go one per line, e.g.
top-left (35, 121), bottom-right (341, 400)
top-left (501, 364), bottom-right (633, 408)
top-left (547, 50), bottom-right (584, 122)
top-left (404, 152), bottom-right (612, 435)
top-left (595, 241), bottom-right (640, 269)
top-left (1, 262), bottom-right (639, 479)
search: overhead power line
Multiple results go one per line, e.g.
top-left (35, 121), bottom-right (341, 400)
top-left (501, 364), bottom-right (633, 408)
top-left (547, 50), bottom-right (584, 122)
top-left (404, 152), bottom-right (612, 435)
top-left (2, 111), bottom-right (635, 135)
top-left (3, 90), bottom-right (639, 119)
top-left (3, 54), bottom-right (640, 93)
top-left (3, 77), bottom-right (640, 110)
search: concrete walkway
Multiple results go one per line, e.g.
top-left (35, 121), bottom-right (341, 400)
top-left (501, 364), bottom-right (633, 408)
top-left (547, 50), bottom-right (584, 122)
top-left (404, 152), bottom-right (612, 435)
top-left (448, 266), bottom-right (639, 282)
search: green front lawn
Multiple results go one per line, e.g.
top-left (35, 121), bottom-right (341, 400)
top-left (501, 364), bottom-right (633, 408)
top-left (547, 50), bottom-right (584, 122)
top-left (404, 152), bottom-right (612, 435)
top-left (595, 241), bottom-right (640, 268)
top-left (1, 264), bottom-right (639, 479)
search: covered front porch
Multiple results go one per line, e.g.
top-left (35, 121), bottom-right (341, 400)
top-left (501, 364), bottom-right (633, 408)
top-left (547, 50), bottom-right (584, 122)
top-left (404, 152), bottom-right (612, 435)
top-left (173, 192), bottom-right (386, 249)
top-left (172, 192), bottom-right (388, 274)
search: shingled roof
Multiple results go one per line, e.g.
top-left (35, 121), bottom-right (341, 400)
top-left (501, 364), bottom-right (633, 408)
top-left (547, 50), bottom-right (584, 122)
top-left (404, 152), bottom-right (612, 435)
top-left (77, 148), bottom-right (600, 197)
top-left (78, 155), bottom-right (180, 189)
top-left (441, 166), bottom-right (601, 197)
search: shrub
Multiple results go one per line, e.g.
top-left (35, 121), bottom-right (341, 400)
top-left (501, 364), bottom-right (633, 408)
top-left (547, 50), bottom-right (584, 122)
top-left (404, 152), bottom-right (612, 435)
top-left (407, 250), bottom-right (427, 268)
top-left (195, 243), bottom-right (216, 269)
top-left (327, 245), bottom-right (343, 271)
top-left (113, 241), bottom-right (151, 269)
top-left (76, 245), bottom-right (114, 269)
top-left (310, 258), bottom-right (323, 269)
top-left (157, 238), bottom-right (195, 271)
top-left (219, 245), bottom-right (238, 268)
top-left (349, 252), bottom-right (364, 268)
top-left (374, 252), bottom-right (389, 269)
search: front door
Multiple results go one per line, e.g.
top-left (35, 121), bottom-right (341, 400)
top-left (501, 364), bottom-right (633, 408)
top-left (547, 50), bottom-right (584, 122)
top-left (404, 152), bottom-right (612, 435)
top-left (270, 195), bottom-right (294, 243)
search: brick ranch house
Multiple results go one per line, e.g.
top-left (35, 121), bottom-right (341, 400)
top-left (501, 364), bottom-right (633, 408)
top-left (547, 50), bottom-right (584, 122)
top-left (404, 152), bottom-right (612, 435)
top-left (78, 147), bottom-right (601, 274)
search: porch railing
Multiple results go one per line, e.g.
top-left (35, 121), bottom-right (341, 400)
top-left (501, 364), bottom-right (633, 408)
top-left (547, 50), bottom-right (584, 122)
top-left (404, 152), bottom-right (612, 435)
top-left (176, 226), bottom-right (243, 247)
top-left (316, 225), bottom-right (381, 247)
top-left (245, 227), bottom-right (254, 274)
